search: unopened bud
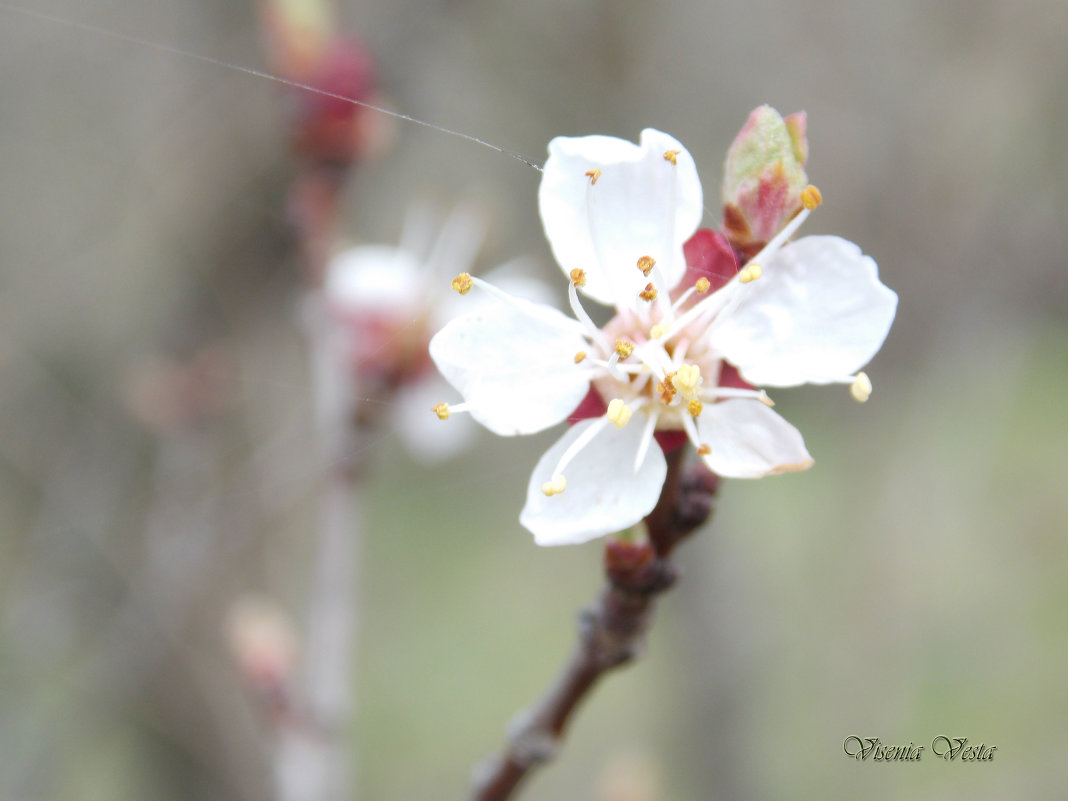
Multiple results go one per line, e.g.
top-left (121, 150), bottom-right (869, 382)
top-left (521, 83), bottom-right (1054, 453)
top-left (722, 105), bottom-right (809, 255)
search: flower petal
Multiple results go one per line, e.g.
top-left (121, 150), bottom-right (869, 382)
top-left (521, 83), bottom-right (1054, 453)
top-left (538, 129), bottom-right (702, 309)
top-left (428, 291), bottom-right (591, 436)
top-left (709, 235), bottom-right (898, 386)
top-left (696, 399), bottom-right (813, 478)
top-left (520, 415), bottom-right (667, 545)
top-left (325, 245), bottom-right (423, 315)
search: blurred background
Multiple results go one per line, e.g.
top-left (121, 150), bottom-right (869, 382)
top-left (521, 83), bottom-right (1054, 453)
top-left (1, 0), bottom-right (1066, 799)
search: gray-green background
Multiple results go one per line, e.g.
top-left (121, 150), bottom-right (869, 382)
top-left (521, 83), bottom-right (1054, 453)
top-left (1, 0), bottom-right (1065, 799)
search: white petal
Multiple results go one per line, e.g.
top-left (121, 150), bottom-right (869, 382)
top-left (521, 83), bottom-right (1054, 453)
top-left (520, 416), bottom-right (667, 546)
top-left (709, 236), bottom-right (898, 386)
top-left (391, 375), bottom-right (479, 463)
top-left (325, 245), bottom-right (423, 314)
top-left (696, 399), bottom-right (813, 478)
top-left (428, 292), bottom-right (591, 436)
top-left (538, 129), bottom-right (702, 309)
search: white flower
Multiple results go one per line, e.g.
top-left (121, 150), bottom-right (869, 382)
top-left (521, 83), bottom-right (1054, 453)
top-left (429, 130), bottom-right (897, 545)
top-left (323, 201), bottom-right (550, 462)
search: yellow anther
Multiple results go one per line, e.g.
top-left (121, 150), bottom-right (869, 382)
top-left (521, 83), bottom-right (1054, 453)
top-left (585, 168), bottom-right (602, 185)
top-left (573, 351), bottom-right (587, 364)
top-left (675, 363), bottom-right (701, 395)
top-left (657, 373), bottom-right (677, 404)
top-left (697, 443), bottom-right (711, 456)
top-left (758, 390), bottom-right (775, 407)
top-left (649, 322), bottom-right (669, 339)
top-left (615, 339), bottom-right (635, 359)
top-left (738, 262), bottom-right (763, 284)
top-left (431, 402), bottom-right (450, 420)
top-left (850, 372), bottom-right (872, 403)
top-left (569, 268), bottom-right (587, 287)
top-left (451, 273), bottom-right (474, 295)
top-left (801, 184), bottom-right (823, 210)
top-left (637, 255), bottom-right (656, 276)
top-left (606, 398), bottom-right (633, 429)
top-left (541, 474), bottom-right (567, 496)
top-left (639, 283), bottom-right (658, 302)
top-left (663, 149), bottom-right (680, 165)
top-left (695, 277), bottom-right (711, 293)
top-left (687, 398), bottom-right (704, 417)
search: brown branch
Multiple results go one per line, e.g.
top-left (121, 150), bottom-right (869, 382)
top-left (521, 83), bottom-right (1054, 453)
top-left (470, 449), bottom-right (720, 801)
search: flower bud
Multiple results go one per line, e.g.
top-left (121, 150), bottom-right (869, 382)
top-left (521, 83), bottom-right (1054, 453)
top-left (226, 596), bottom-right (298, 701)
top-left (261, 0), bottom-right (381, 168)
top-left (721, 105), bottom-right (809, 256)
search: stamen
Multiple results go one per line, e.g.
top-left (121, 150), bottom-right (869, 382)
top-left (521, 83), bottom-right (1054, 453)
top-left (699, 386), bottom-right (775, 406)
top-left (573, 351), bottom-right (587, 364)
top-left (649, 322), bottom-right (669, 339)
top-left (637, 255), bottom-right (656, 276)
top-left (639, 283), bottom-right (658, 302)
top-left (680, 409), bottom-right (702, 450)
top-left (615, 339), bottom-right (635, 359)
top-left (850, 372), bottom-right (872, 403)
top-left (585, 169), bottom-right (601, 185)
top-left (695, 277), bottom-right (711, 293)
top-left (632, 410), bottom-right (659, 473)
top-left (746, 204), bottom-right (813, 268)
top-left (567, 280), bottom-right (609, 348)
top-left (687, 398), bottom-right (704, 417)
top-left (659, 278), bottom-right (740, 343)
top-left (588, 357), bottom-right (644, 375)
top-left (657, 373), bottom-right (677, 404)
top-left (674, 364), bottom-right (701, 395)
top-left (541, 474), bottom-right (567, 496)
top-left (606, 398), bottom-right (633, 428)
top-left (696, 443), bottom-right (711, 456)
top-left (432, 401), bottom-right (472, 419)
top-left (738, 262), bottom-right (763, 284)
top-left (800, 184), bottom-right (823, 210)
top-left (663, 149), bottom-right (680, 165)
top-left (569, 268), bottom-right (587, 287)
top-left (553, 416), bottom-right (612, 480)
top-left (450, 272), bottom-right (474, 294)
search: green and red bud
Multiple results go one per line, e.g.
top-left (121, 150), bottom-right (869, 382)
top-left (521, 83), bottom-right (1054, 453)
top-left (721, 105), bottom-right (809, 258)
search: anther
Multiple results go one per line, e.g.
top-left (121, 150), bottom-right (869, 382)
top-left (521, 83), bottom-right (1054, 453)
top-left (850, 372), bottom-right (872, 403)
top-left (541, 474), bottom-right (567, 496)
top-left (569, 268), bottom-right (587, 287)
top-left (657, 373), bottom-right (677, 404)
top-left (574, 351), bottom-right (587, 364)
top-left (431, 402), bottom-right (450, 420)
top-left (585, 169), bottom-right (601, 185)
top-left (687, 399), bottom-right (704, 417)
top-left (695, 277), bottom-right (710, 293)
top-left (801, 184), bottom-right (823, 210)
top-left (606, 398), bottom-right (633, 429)
top-left (675, 364), bottom-right (701, 395)
top-left (649, 322), bottom-right (668, 339)
top-left (637, 255), bottom-right (656, 276)
top-left (738, 263), bottom-right (763, 284)
top-left (639, 283), bottom-right (658, 302)
top-left (450, 273), bottom-right (474, 295)
top-left (615, 339), bottom-right (635, 359)
top-left (663, 149), bottom-right (680, 165)
top-left (697, 443), bottom-right (711, 456)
